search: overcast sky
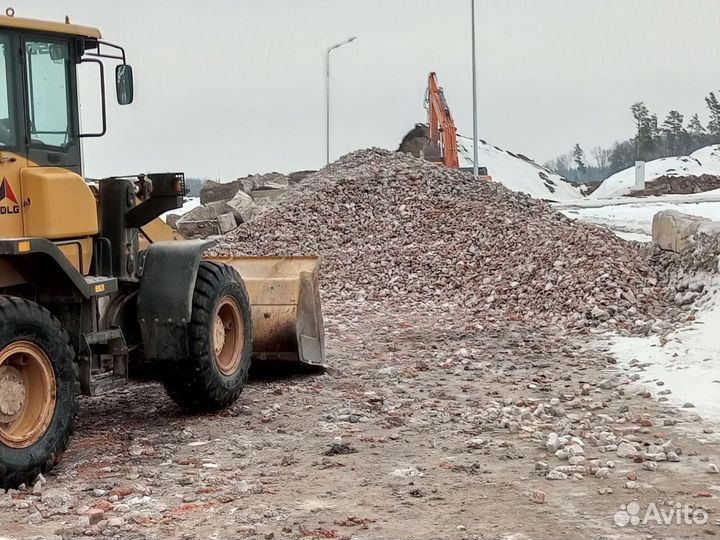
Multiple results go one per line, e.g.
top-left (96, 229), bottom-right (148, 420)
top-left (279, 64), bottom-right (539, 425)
top-left (19, 0), bottom-right (720, 179)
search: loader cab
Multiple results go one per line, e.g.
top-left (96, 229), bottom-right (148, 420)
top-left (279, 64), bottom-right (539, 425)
top-left (0, 11), bottom-right (133, 273)
top-left (0, 15), bottom-right (133, 173)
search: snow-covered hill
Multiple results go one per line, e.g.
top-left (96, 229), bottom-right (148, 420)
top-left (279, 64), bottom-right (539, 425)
top-left (457, 136), bottom-right (586, 201)
top-left (591, 145), bottom-right (720, 199)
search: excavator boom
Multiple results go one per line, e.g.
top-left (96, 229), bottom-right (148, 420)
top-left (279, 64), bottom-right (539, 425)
top-left (426, 72), bottom-right (460, 168)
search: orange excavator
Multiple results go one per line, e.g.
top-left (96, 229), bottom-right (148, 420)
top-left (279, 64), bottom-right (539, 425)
top-left (399, 73), bottom-right (490, 178)
top-left (425, 72), bottom-right (460, 168)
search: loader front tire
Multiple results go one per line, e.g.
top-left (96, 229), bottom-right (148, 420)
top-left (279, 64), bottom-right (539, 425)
top-left (0, 297), bottom-right (77, 489)
top-left (162, 262), bottom-right (253, 412)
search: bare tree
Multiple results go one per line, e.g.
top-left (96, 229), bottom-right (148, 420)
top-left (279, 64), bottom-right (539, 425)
top-left (543, 153), bottom-right (573, 177)
top-left (591, 146), bottom-right (611, 171)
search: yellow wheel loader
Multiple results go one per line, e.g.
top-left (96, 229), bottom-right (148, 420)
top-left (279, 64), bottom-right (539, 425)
top-left (0, 11), bottom-right (324, 488)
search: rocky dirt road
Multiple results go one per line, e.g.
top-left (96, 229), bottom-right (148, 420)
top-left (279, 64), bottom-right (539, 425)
top-left (4, 150), bottom-right (719, 539)
top-left (2, 302), bottom-right (718, 539)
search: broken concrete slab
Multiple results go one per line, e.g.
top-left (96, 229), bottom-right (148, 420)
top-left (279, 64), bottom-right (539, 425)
top-left (652, 210), bottom-right (711, 252)
top-left (200, 173), bottom-right (291, 203)
top-left (200, 180), bottom-right (243, 204)
top-left (165, 214), bottom-right (182, 229)
top-left (216, 212), bottom-right (238, 234)
top-left (238, 177), bottom-right (255, 195)
top-left (251, 172), bottom-right (288, 191)
top-left (205, 200), bottom-right (234, 217)
top-left (250, 189), bottom-right (285, 200)
top-left (176, 201), bottom-right (235, 238)
top-left (176, 218), bottom-right (219, 238)
top-left (288, 170), bottom-right (316, 184)
top-left (227, 190), bottom-right (255, 223)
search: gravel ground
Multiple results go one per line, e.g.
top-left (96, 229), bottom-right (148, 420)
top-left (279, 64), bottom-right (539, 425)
top-left (1, 302), bottom-right (718, 539)
top-left (4, 150), bottom-right (718, 539)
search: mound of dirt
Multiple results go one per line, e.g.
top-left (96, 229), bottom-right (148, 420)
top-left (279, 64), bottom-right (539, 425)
top-left (212, 149), bottom-right (678, 334)
top-left (631, 173), bottom-right (720, 197)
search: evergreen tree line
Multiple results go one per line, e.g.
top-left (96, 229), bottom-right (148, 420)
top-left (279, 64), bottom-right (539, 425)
top-left (545, 92), bottom-right (720, 183)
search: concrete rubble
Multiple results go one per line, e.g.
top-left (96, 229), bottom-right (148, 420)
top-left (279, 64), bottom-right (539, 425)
top-left (214, 149), bottom-right (688, 336)
top-left (170, 170), bottom-right (316, 238)
top-left (175, 200), bottom-right (237, 238)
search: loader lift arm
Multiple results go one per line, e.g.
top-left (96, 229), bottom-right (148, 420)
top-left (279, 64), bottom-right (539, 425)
top-left (426, 72), bottom-right (459, 168)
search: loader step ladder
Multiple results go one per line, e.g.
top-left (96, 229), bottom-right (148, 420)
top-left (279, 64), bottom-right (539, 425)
top-left (81, 327), bottom-right (130, 395)
top-left (83, 276), bottom-right (118, 297)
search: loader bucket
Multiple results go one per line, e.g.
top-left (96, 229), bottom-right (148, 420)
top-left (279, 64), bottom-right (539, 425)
top-left (204, 256), bottom-right (325, 366)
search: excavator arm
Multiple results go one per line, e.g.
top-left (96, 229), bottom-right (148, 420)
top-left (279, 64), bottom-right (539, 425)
top-left (426, 72), bottom-right (459, 168)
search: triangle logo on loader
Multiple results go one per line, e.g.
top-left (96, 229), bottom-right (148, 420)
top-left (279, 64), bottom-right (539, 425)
top-left (0, 177), bottom-right (20, 215)
top-left (0, 177), bottom-right (18, 204)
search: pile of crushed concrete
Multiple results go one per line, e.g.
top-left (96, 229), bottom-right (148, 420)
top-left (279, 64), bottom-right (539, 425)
top-left (210, 149), bottom-right (684, 335)
top-left (166, 171), bottom-right (314, 238)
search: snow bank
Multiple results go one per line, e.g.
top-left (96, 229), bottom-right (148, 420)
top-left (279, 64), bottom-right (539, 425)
top-left (562, 199), bottom-right (720, 239)
top-left (603, 278), bottom-right (720, 421)
top-left (591, 144), bottom-right (720, 199)
top-left (689, 144), bottom-right (720, 174)
top-left (457, 136), bottom-right (586, 202)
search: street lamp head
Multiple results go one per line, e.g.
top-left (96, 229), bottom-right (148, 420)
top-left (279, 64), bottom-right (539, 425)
top-left (328, 36), bottom-right (357, 52)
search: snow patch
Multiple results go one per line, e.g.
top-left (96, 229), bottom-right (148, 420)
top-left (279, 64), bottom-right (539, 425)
top-left (602, 278), bottom-right (720, 421)
top-left (457, 136), bottom-right (586, 202)
top-left (161, 197), bottom-right (201, 222)
top-left (562, 199), bottom-right (720, 238)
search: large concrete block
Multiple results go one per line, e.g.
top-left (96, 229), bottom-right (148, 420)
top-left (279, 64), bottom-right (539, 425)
top-left (227, 190), bottom-right (255, 223)
top-left (216, 212), bottom-right (238, 234)
top-left (288, 170), bottom-right (316, 184)
top-left (252, 172), bottom-right (289, 190)
top-left (176, 218), bottom-right (219, 238)
top-left (200, 180), bottom-right (243, 204)
top-left (176, 201), bottom-right (233, 238)
top-left (250, 189), bottom-right (285, 200)
top-left (165, 213), bottom-right (182, 229)
top-left (200, 173), bottom-right (289, 204)
top-left (652, 210), bottom-right (711, 252)
top-left (238, 178), bottom-right (255, 194)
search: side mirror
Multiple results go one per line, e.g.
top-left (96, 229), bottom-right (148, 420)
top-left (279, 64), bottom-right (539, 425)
top-left (116, 64), bottom-right (134, 105)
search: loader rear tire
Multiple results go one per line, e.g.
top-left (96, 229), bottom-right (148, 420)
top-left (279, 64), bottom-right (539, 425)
top-left (162, 262), bottom-right (253, 412)
top-left (0, 297), bottom-right (77, 489)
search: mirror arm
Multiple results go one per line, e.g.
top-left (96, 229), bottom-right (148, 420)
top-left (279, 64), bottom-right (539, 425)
top-left (78, 58), bottom-right (107, 138)
top-left (83, 40), bottom-right (127, 64)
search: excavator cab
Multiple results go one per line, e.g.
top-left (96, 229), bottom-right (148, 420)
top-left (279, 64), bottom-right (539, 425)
top-left (0, 10), bottom-right (324, 488)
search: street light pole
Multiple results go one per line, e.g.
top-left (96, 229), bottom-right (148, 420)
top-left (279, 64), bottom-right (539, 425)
top-left (325, 36), bottom-right (357, 166)
top-left (471, 0), bottom-right (479, 176)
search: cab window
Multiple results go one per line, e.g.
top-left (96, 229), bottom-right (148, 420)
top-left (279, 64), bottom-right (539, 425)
top-left (25, 39), bottom-right (72, 148)
top-left (0, 33), bottom-right (16, 148)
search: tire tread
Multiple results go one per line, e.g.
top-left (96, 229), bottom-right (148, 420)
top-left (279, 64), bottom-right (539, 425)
top-left (0, 296), bottom-right (77, 489)
top-left (162, 262), bottom-right (252, 411)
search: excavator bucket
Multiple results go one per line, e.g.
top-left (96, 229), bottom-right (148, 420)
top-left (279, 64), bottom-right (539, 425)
top-left (204, 256), bottom-right (325, 366)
